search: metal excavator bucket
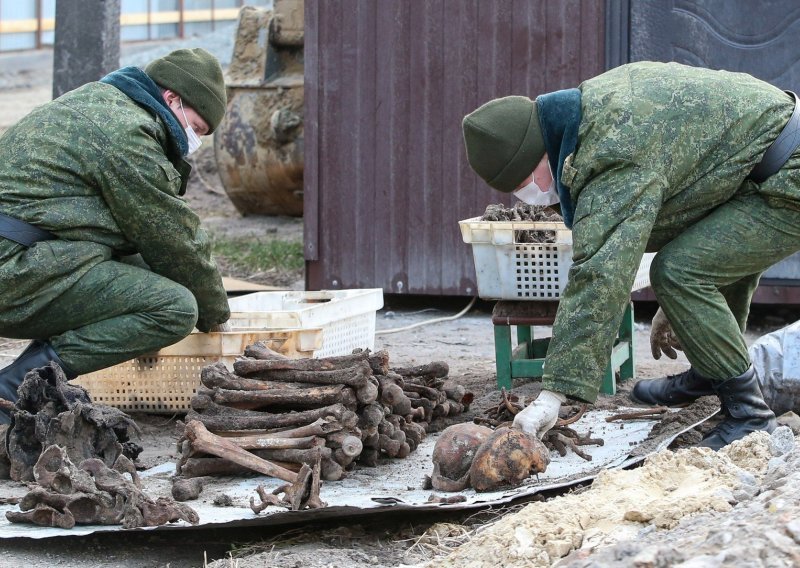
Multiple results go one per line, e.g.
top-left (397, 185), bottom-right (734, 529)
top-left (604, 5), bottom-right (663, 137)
top-left (214, 0), bottom-right (304, 216)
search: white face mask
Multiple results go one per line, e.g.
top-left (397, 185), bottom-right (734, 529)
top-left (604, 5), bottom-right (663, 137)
top-left (513, 178), bottom-right (559, 206)
top-left (513, 160), bottom-right (559, 206)
top-left (179, 98), bottom-right (203, 155)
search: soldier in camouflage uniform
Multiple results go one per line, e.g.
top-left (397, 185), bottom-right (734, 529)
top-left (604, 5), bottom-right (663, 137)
top-left (0, 48), bottom-right (230, 423)
top-left (461, 61), bottom-right (800, 450)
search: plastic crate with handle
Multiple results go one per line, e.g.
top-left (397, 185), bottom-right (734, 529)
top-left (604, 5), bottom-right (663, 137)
top-left (227, 289), bottom-right (384, 358)
top-left (73, 328), bottom-right (322, 414)
top-left (460, 217), bottom-right (654, 300)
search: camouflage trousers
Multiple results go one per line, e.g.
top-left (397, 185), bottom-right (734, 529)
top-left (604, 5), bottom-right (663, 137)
top-left (651, 192), bottom-right (800, 381)
top-left (0, 257), bottom-right (198, 375)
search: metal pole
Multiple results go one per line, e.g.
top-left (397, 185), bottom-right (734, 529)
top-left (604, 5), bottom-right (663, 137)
top-left (178, 0), bottom-right (184, 38)
top-left (36, 0), bottom-right (43, 50)
top-left (53, 0), bottom-right (121, 98)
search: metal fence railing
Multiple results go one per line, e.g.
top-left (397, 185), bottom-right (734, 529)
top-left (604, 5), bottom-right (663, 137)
top-left (0, 0), bottom-right (272, 52)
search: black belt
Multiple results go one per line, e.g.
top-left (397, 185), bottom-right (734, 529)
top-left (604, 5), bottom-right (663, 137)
top-left (0, 212), bottom-right (56, 247)
top-left (748, 90), bottom-right (800, 184)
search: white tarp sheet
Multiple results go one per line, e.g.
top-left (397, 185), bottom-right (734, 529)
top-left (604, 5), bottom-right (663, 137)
top-left (0, 406), bottom-right (711, 539)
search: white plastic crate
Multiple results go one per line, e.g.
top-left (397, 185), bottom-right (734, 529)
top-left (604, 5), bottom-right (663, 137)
top-left (227, 289), bottom-right (384, 358)
top-left (73, 328), bottom-right (323, 413)
top-left (460, 217), bottom-right (654, 300)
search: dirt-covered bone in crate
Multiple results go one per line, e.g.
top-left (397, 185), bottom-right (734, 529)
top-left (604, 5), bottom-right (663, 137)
top-left (459, 203), bottom-right (654, 300)
top-left (178, 341), bottom-right (472, 480)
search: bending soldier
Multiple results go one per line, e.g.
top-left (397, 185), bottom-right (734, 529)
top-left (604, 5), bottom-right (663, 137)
top-left (0, 49), bottom-right (231, 423)
top-left (461, 61), bottom-right (798, 450)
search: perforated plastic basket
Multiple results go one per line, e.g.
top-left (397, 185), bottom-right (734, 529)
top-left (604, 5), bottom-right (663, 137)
top-left (459, 217), bottom-right (654, 300)
top-left (227, 289), bottom-right (384, 358)
top-left (73, 328), bottom-right (322, 414)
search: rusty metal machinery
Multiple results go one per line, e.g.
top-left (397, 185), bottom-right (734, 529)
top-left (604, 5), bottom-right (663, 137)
top-left (214, 1), bottom-right (304, 216)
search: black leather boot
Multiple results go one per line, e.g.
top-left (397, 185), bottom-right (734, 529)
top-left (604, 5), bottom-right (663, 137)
top-left (0, 340), bottom-right (76, 425)
top-left (700, 366), bottom-right (776, 451)
top-left (630, 367), bottom-right (715, 407)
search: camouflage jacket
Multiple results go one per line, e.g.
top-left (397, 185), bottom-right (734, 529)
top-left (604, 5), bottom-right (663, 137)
top-left (543, 61), bottom-right (799, 403)
top-left (0, 81), bottom-right (229, 331)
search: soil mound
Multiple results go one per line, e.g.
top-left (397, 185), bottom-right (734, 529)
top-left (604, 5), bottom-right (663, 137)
top-left (434, 431), bottom-right (782, 567)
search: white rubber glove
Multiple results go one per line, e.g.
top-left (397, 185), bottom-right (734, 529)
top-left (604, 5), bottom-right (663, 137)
top-left (512, 389), bottom-right (566, 439)
top-left (650, 307), bottom-right (682, 360)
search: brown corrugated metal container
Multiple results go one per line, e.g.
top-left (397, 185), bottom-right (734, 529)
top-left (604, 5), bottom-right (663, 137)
top-left (305, 0), bottom-right (606, 295)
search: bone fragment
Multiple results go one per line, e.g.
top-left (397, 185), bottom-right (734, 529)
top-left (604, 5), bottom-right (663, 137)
top-left (324, 432), bottom-right (363, 458)
top-left (356, 381), bottom-right (379, 404)
top-left (333, 448), bottom-right (356, 467)
top-left (249, 484), bottom-right (282, 513)
top-left (402, 383), bottom-right (445, 403)
top-left (433, 401), bottom-right (451, 418)
top-left (243, 341), bottom-right (290, 360)
top-left (379, 434), bottom-right (401, 458)
top-left (411, 398), bottom-right (434, 421)
top-left (179, 458), bottom-right (259, 478)
top-left (239, 349), bottom-right (389, 375)
top-left (361, 429), bottom-right (379, 448)
top-left (379, 381), bottom-right (406, 408)
top-left (232, 360), bottom-right (371, 389)
top-left (391, 361), bottom-right (449, 380)
top-left (187, 403), bottom-right (349, 431)
top-left (214, 417), bottom-right (342, 439)
top-left (208, 385), bottom-right (357, 411)
top-left (184, 420), bottom-right (297, 482)
top-left (172, 477), bottom-right (207, 501)
top-left (202, 368), bottom-right (320, 392)
top-left (358, 403), bottom-right (385, 429)
top-left (442, 380), bottom-right (466, 403)
top-left (377, 419), bottom-right (395, 437)
top-left (223, 434), bottom-right (323, 451)
top-left (6, 503), bottom-right (76, 529)
top-left (358, 448), bottom-right (379, 467)
top-left (406, 407), bottom-right (426, 421)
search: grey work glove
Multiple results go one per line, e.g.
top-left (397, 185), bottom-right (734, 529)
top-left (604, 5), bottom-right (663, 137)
top-left (650, 307), bottom-right (682, 360)
top-left (512, 389), bottom-right (567, 439)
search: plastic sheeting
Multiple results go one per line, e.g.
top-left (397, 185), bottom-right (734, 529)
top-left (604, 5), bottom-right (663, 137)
top-left (0, 406), bottom-right (714, 539)
top-left (749, 320), bottom-right (800, 416)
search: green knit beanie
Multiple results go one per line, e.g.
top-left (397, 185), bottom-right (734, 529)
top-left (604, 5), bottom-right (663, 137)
top-left (145, 48), bottom-right (227, 133)
top-left (462, 96), bottom-right (546, 193)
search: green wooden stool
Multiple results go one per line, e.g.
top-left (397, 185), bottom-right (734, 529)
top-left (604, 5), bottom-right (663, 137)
top-left (492, 300), bottom-right (635, 395)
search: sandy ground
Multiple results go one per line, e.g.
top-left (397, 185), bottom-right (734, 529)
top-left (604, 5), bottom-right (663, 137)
top-left (0, 84), bottom-right (50, 135)
top-left (0, 304), bottom-right (779, 568)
